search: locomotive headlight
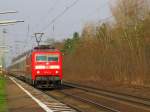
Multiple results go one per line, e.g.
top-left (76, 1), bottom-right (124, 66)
top-left (55, 70), bottom-right (59, 74)
top-left (37, 71), bottom-right (40, 74)
top-left (50, 65), bottom-right (60, 69)
top-left (35, 65), bottom-right (46, 69)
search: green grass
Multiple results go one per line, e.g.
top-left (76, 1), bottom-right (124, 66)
top-left (0, 75), bottom-right (7, 112)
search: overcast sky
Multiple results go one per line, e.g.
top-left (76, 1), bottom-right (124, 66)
top-left (0, 0), bottom-right (112, 65)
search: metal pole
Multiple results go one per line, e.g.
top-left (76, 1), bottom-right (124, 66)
top-left (0, 20), bottom-right (24, 24)
top-left (0, 10), bottom-right (24, 70)
top-left (0, 11), bottom-right (17, 15)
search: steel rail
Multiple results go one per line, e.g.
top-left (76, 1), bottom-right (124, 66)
top-left (43, 91), bottom-right (84, 112)
top-left (60, 90), bottom-right (120, 112)
top-left (63, 82), bottom-right (150, 108)
top-left (10, 76), bottom-right (81, 112)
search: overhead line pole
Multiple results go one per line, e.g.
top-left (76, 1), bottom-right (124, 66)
top-left (0, 10), bottom-right (24, 70)
top-left (0, 20), bottom-right (24, 25)
top-left (0, 11), bottom-right (18, 14)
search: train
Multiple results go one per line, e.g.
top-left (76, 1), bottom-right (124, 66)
top-left (7, 45), bottom-right (63, 88)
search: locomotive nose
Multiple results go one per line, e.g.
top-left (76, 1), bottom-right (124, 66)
top-left (46, 62), bottom-right (49, 65)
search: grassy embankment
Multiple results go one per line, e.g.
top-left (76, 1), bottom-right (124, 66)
top-left (0, 75), bottom-right (7, 112)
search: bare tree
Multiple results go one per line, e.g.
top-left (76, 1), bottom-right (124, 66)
top-left (111, 0), bottom-right (149, 27)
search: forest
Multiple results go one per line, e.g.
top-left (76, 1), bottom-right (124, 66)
top-left (54, 0), bottom-right (150, 87)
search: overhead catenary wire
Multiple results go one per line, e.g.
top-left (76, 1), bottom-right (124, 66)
top-left (53, 1), bottom-right (146, 40)
top-left (39, 0), bottom-right (111, 41)
top-left (68, 0), bottom-right (112, 27)
top-left (23, 0), bottom-right (61, 49)
top-left (15, 1), bottom-right (113, 52)
top-left (41, 0), bottom-right (113, 42)
top-left (11, 0), bottom-right (147, 57)
top-left (40, 0), bottom-right (80, 32)
top-left (13, 0), bottom-right (113, 50)
top-left (51, 0), bottom-right (113, 39)
top-left (28, 0), bottom-right (80, 48)
top-left (34, 0), bottom-right (60, 31)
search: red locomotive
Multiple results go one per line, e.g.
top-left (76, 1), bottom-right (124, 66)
top-left (8, 45), bottom-right (63, 88)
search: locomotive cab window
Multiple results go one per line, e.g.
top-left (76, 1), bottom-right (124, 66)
top-left (36, 55), bottom-right (47, 61)
top-left (36, 54), bottom-right (59, 62)
top-left (48, 55), bottom-right (59, 62)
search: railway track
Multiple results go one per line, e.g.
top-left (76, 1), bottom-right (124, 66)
top-left (10, 76), bottom-right (150, 112)
top-left (63, 81), bottom-right (150, 108)
top-left (44, 89), bottom-right (119, 112)
top-left (9, 75), bottom-right (85, 112)
top-left (60, 82), bottom-right (150, 112)
top-left (59, 90), bottom-right (120, 112)
top-left (44, 82), bottom-right (150, 112)
top-left (37, 80), bottom-right (150, 112)
top-left (9, 77), bottom-right (78, 112)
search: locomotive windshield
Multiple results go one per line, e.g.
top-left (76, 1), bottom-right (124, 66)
top-left (36, 55), bottom-right (47, 61)
top-left (48, 55), bottom-right (58, 62)
top-left (36, 54), bottom-right (59, 62)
